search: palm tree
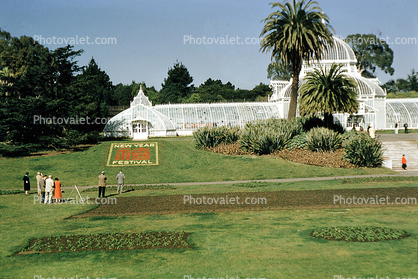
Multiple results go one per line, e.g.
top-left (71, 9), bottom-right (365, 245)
top-left (260, 0), bottom-right (334, 121)
top-left (298, 63), bottom-right (359, 126)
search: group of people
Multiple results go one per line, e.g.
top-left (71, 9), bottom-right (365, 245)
top-left (24, 170), bottom-right (126, 200)
top-left (351, 123), bottom-right (376, 138)
top-left (22, 172), bottom-right (62, 203)
top-left (36, 172), bottom-right (62, 203)
top-left (97, 170), bottom-right (125, 198)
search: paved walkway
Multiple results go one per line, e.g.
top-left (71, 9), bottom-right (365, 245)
top-left (378, 133), bottom-right (418, 170)
top-left (55, 170), bottom-right (418, 190)
top-left (377, 133), bottom-right (418, 141)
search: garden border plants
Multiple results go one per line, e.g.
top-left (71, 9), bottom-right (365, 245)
top-left (17, 231), bottom-right (193, 255)
top-left (310, 226), bottom-right (409, 242)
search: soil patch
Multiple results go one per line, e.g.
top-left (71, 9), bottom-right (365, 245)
top-left (275, 148), bottom-right (356, 168)
top-left (209, 142), bottom-right (250, 155)
top-left (73, 187), bottom-right (418, 218)
top-left (208, 143), bottom-right (356, 168)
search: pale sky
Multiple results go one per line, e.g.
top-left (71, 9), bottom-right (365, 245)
top-left (1, 0), bottom-right (417, 90)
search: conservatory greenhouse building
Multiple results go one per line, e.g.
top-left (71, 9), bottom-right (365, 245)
top-left (103, 37), bottom-right (418, 139)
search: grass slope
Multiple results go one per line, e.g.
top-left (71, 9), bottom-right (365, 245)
top-left (1, 138), bottom-right (394, 190)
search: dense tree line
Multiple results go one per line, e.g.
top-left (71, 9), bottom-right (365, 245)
top-left (105, 61), bottom-right (272, 106)
top-left (0, 30), bottom-right (271, 156)
top-left (382, 69), bottom-right (418, 93)
top-left (0, 29), bottom-right (112, 156)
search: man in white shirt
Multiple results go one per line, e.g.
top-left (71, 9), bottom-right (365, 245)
top-left (45, 175), bottom-right (54, 204)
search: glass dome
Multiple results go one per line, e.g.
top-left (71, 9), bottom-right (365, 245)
top-left (103, 105), bottom-right (177, 137)
top-left (386, 99), bottom-right (418, 128)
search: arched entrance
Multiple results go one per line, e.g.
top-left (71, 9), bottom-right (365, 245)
top-left (132, 120), bottom-right (148, 140)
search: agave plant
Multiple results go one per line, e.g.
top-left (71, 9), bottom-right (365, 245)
top-left (343, 132), bottom-right (384, 167)
top-left (305, 127), bottom-right (342, 152)
top-left (193, 126), bottom-right (240, 148)
top-left (239, 119), bottom-right (292, 155)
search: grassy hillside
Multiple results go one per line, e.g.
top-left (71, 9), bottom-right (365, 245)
top-left (1, 138), bottom-right (394, 190)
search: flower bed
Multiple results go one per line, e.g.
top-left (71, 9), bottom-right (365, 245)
top-left (311, 226), bottom-right (409, 242)
top-left (18, 232), bottom-right (192, 254)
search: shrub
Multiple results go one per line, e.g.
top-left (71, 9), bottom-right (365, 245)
top-left (80, 131), bottom-right (103, 144)
top-left (294, 115), bottom-right (323, 132)
top-left (305, 127), bottom-right (342, 152)
top-left (287, 133), bottom-right (307, 150)
top-left (294, 115), bottom-right (344, 134)
top-left (239, 119), bottom-right (292, 155)
top-left (193, 126), bottom-right (240, 148)
top-left (341, 129), bottom-right (360, 144)
top-left (343, 132), bottom-right (384, 167)
top-left (0, 143), bottom-right (39, 157)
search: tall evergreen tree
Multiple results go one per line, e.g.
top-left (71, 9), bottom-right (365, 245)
top-left (0, 29), bottom-right (111, 155)
top-left (159, 61), bottom-right (194, 104)
top-left (75, 57), bottom-right (113, 131)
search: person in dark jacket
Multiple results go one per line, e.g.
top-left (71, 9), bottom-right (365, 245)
top-left (23, 172), bottom-right (30, 195)
top-left (404, 122), bottom-right (408, 134)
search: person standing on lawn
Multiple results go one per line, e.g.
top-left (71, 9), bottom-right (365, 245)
top-left (54, 178), bottom-right (62, 203)
top-left (369, 126), bottom-right (376, 139)
top-left (116, 170), bottom-right (125, 194)
top-left (98, 171), bottom-right (107, 198)
top-left (45, 175), bottom-right (54, 204)
top-left (402, 155), bottom-right (407, 170)
top-left (36, 172), bottom-right (42, 196)
top-left (39, 175), bottom-right (46, 203)
top-left (404, 122), bottom-right (408, 134)
top-left (23, 172), bottom-right (30, 195)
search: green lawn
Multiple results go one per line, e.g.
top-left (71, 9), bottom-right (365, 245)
top-left (376, 129), bottom-right (418, 134)
top-left (0, 180), bottom-right (417, 279)
top-left (1, 138), bottom-right (394, 190)
top-left (1, 139), bottom-right (415, 279)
